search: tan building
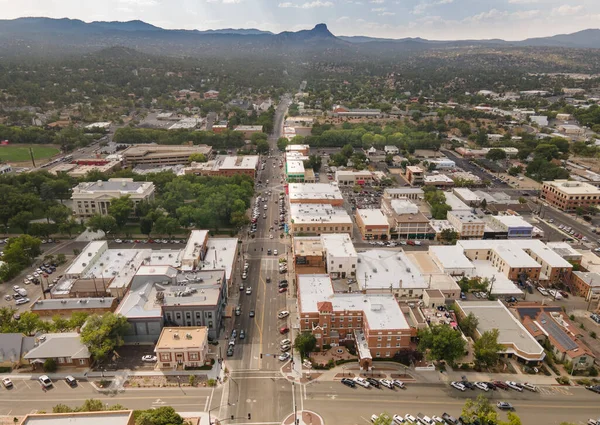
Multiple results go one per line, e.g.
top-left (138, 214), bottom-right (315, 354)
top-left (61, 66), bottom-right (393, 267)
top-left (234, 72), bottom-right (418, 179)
top-left (405, 166), bottom-right (424, 185)
top-left (30, 297), bottom-right (117, 317)
top-left (298, 274), bottom-right (412, 370)
top-left (381, 198), bottom-right (434, 239)
top-left (23, 332), bottom-right (92, 368)
top-left (293, 237), bottom-right (326, 270)
top-left (355, 209), bottom-right (390, 240)
top-left (71, 178), bottom-right (155, 218)
top-left (570, 271), bottom-right (600, 300)
top-left (285, 144), bottom-right (310, 156)
top-left (184, 155), bottom-right (259, 178)
top-left (233, 125), bottom-right (263, 139)
top-left (335, 170), bottom-right (378, 186)
top-left (155, 327), bottom-right (210, 369)
top-left (21, 411), bottom-right (135, 425)
top-left (447, 210), bottom-right (485, 239)
top-left (541, 180), bottom-right (600, 212)
top-left (290, 203), bottom-right (353, 237)
top-left (121, 144), bottom-right (212, 168)
top-left (288, 183), bottom-right (344, 206)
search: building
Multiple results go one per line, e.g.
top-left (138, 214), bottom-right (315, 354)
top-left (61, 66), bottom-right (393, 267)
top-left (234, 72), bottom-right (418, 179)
top-left (429, 220), bottom-right (458, 240)
top-left (233, 125), bottom-right (263, 139)
top-left (289, 203), bottom-right (353, 237)
top-left (21, 411), bottom-right (135, 425)
top-left (447, 211), bottom-right (485, 239)
top-left (423, 174), bottom-right (454, 187)
top-left (154, 327), bottom-right (209, 369)
top-left (355, 209), bottom-right (390, 240)
top-left (288, 183), bottom-right (344, 206)
top-left (516, 305), bottom-right (594, 370)
top-left (121, 144), bottom-right (212, 168)
top-left (184, 155), bottom-right (259, 178)
top-left (204, 90), bottom-right (220, 99)
top-left (453, 188), bottom-right (481, 206)
top-left (331, 106), bottom-right (383, 118)
top-left (335, 170), bottom-right (378, 186)
top-left (71, 178), bottom-right (155, 218)
top-left (383, 188), bottom-right (424, 201)
top-left (168, 117), bottom-right (204, 130)
top-left (558, 124), bottom-right (585, 136)
top-left (384, 146), bottom-right (399, 155)
top-left (381, 198), bottom-right (434, 240)
top-left (570, 271), bottom-right (600, 300)
top-left (541, 180), bottom-right (600, 211)
top-left (285, 160), bottom-right (305, 182)
top-left (406, 166), bottom-right (424, 185)
top-left (304, 168), bottom-right (316, 183)
top-left (30, 297), bottom-right (118, 317)
top-left (530, 115), bottom-right (549, 127)
top-left (23, 332), bottom-right (92, 368)
top-left (429, 159), bottom-right (456, 169)
top-left (456, 301), bottom-right (545, 364)
top-left (356, 249), bottom-right (427, 298)
top-left (556, 113), bottom-right (572, 121)
top-left (285, 144), bottom-right (310, 156)
top-left (321, 233), bottom-right (358, 278)
top-left (0, 333), bottom-right (35, 369)
top-left (297, 274), bottom-right (411, 370)
top-left (0, 164), bottom-right (13, 174)
top-left (489, 215), bottom-right (533, 238)
top-left (293, 237), bottom-right (326, 270)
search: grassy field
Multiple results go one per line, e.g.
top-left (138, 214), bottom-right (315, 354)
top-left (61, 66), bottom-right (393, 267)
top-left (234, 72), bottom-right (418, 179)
top-left (0, 144), bottom-right (60, 163)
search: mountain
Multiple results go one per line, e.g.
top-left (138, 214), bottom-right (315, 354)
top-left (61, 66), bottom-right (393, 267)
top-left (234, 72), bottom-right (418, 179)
top-left (520, 29), bottom-right (600, 49)
top-left (194, 28), bottom-right (273, 35)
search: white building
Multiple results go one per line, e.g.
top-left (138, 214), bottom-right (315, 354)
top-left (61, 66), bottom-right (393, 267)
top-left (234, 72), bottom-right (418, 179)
top-left (71, 178), bottom-right (156, 218)
top-left (289, 203), bottom-right (353, 236)
top-left (444, 192), bottom-right (471, 211)
top-left (429, 245), bottom-right (477, 277)
top-left (489, 215), bottom-right (534, 238)
top-left (530, 116), bottom-right (549, 127)
top-left (447, 210), bottom-right (485, 239)
top-left (321, 233), bottom-right (357, 278)
top-left (384, 146), bottom-right (399, 155)
top-left (429, 159), bottom-right (456, 169)
top-left (453, 188), bottom-right (482, 206)
top-left (288, 183), bottom-right (344, 205)
top-left (383, 188), bottom-right (424, 200)
top-left (181, 230), bottom-right (210, 271)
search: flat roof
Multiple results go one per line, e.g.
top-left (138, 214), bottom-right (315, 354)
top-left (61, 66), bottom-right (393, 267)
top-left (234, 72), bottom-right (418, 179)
top-left (297, 274), bottom-right (410, 331)
top-left (294, 237), bottom-right (323, 257)
top-left (573, 271), bottom-right (600, 287)
top-left (65, 241), bottom-right (107, 276)
top-left (580, 250), bottom-right (600, 274)
top-left (73, 178), bottom-right (154, 195)
top-left (288, 183), bottom-right (343, 201)
top-left (459, 240), bottom-right (541, 268)
top-left (219, 155), bottom-right (259, 170)
top-left (443, 192), bottom-right (470, 211)
top-left (356, 209), bottom-right (389, 226)
top-left (448, 210), bottom-right (484, 224)
top-left (286, 144), bottom-right (310, 151)
top-left (518, 239), bottom-right (573, 268)
top-left (200, 238), bottom-right (238, 281)
top-left (543, 180), bottom-right (600, 195)
top-left (290, 203), bottom-right (352, 224)
top-left (182, 230), bottom-right (209, 267)
top-left (457, 300), bottom-right (544, 359)
top-left (234, 125), bottom-right (263, 131)
top-left (424, 174), bottom-right (454, 183)
top-left (429, 245), bottom-right (476, 271)
top-left (546, 242), bottom-right (582, 258)
top-left (384, 188), bottom-right (424, 196)
top-left (492, 215), bottom-right (533, 229)
top-left (356, 249), bottom-right (427, 290)
top-left (156, 327), bottom-right (208, 349)
top-left (31, 298), bottom-right (116, 311)
top-left (321, 233), bottom-right (357, 258)
top-left (429, 220), bottom-right (456, 233)
top-left (122, 144), bottom-right (211, 156)
top-left (406, 166), bottom-right (423, 173)
top-left (471, 261), bottom-right (524, 295)
top-left (453, 188), bottom-right (480, 202)
top-left (389, 199), bottom-right (419, 215)
top-left (286, 160), bottom-right (305, 174)
top-left (22, 411), bottom-right (133, 425)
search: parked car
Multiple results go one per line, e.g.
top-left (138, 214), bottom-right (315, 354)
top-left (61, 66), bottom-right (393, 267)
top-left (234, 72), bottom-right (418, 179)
top-left (586, 385), bottom-right (600, 394)
top-left (441, 413), bottom-right (458, 424)
top-left (379, 379), bottom-right (394, 389)
top-left (39, 375), bottom-right (53, 388)
top-left (496, 402), bottom-right (513, 410)
top-left (474, 382), bottom-right (489, 391)
top-left (278, 287), bottom-right (287, 293)
top-left (280, 344), bottom-right (291, 352)
top-left (65, 376), bottom-right (77, 387)
top-left (493, 381), bottom-right (509, 390)
top-left (505, 381), bottom-right (523, 392)
top-left (370, 415), bottom-right (379, 423)
top-left (279, 326), bottom-right (289, 334)
top-left (522, 382), bottom-right (538, 392)
top-left (15, 298), bottom-right (29, 305)
top-left (341, 378), bottom-right (356, 388)
top-left (278, 310), bottom-right (290, 319)
top-left (450, 381), bottom-right (466, 391)
top-left (353, 377), bottom-right (370, 388)
top-left (226, 346), bottom-right (234, 356)
top-left (2, 378), bottom-right (13, 388)
top-left (366, 378), bottom-right (380, 388)
top-left (404, 414), bottom-right (417, 423)
top-left (278, 352), bottom-right (291, 362)
top-left (142, 355), bottom-right (157, 362)
top-left (393, 414), bottom-right (406, 424)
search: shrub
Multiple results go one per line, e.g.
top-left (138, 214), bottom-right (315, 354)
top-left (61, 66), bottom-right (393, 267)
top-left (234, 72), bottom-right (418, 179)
top-left (589, 366), bottom-right (599, 377)
top-left (591, 332), bottom-right (597, 339)
top-left (556, 376), bottom-right (571, 385)
top-left (207, 379), bottom-right (217, 387)
top-left (188, 375), bottom-right (196, 386)
top-left (0, 367), bottom-right (12, 373)
top-left (323, 344), bottom-right (332, 350)
top-left (335, 359), bottom-right (355, 366)
top-left (43, 358), bottom-right (57, 373)
top-left (569, 314), bottom-right (575, 321)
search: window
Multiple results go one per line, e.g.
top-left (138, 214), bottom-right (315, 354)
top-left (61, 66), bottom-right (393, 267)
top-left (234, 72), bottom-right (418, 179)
top-left (378, 336), bottom-right (382, 341)
top-left (208, 321), bottom-right (213, 328)
top-left (189, 353), bottom-right (199, 361)
top-left (196, 312), bottom-right (201, 319)
top-left (376, 352), bottom-right (380, 357)
top-left (377, 344), bottom-right (381, 348)
top-left (186, 312), bottom-right (191, 319)
top-left (176, 313), bottom-right (182, 320)
top-left (206, 312), bottom-right (213, 319)
top-left (58, 357), bottom-right (65, 364)
top-left (79, 358), bottom-right (86, 365)
top-left (339, 264), bottom-right (342, 268)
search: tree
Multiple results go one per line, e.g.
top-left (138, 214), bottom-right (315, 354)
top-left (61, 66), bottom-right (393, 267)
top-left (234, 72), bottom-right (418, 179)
top-left (108, 196), bottom-right (134, 230)
top-left (80, 313), bottom-right (130, 361)
top-left (9, 211), bottom-right (34, 234)
top-left (473, 329), bottom-right (503, 369)
top-left (2, 235), bottom-right (42, 267)
top-left (154, 216), bottom-right (179, 238)
top-left (439, 228), bottom-right (459, 245)
top-left (518, 197), bottom-right (527, 204)
top-left (294, 332), bottom-right (317, 358)
top-left (460, 312), bottom-right (479, 338)
top-left (250, 132), bottom-right (268, 144)
top-left (372, 413), bottom-right (393, 425)
top-left (277, 137), bottom-right (288, 152)
top-left (136, 407), bottom-right (184, 425)
top-left (304, 154), bottom-right (322, 172)
top-left (461, 394), bottom-right (499, 425)
top-left (28, 222), bottom-right (55, 239)
top-left (16, 311), bottom-right (43, 335)
top-left (341, 144), bottom-right (354, 158)
top-left (188, 153), bottom-right (207, 163)
top-left (256, 139), bottom-right (270, 154)
top-left (86, 214), bottom-right (117, 235)
top-left (500, 412), bottom-right (523, 425)
top-left (43, 358), bottom-right (57, 373)
top-left (508, 166), bottom-right (522, 177)
top-left (417, 324), bottom-right (466, 365)
top-left (140, 216), bottom-right (154, 237)
top-left (485, 148), bottom-right (507, 161)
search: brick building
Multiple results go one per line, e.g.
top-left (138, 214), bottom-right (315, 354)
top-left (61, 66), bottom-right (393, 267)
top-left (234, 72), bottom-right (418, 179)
top-left (541, 180), bottom-right (600, 212)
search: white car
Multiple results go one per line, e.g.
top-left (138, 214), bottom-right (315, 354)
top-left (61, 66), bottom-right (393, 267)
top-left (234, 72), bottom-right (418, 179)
top-left (404, 414), bottom-right (417, 423)
top-left (353, 377), bottom-right (370, 388)
top-left (379, 379), bottom-right (394, 389)
top-left (278, 310), bottom-right (290, 319)
top-left (475, 382), bottom-right (489, 391)
top-left (38, 375), bottom-right (52, 388)
top-left (537, 287), bottom-right (549, 296)
top-left (280, 338), bottom-right (291, 346)
top-left (431, 416), bottom-right (445, 424)
top-left (505, 381), bottom-right (523, 392)
top-left (278, 352), bottom-right (291, 361)
top-left (142, 355), bottom-right (157, 362)
top-left (450, 381), bottom-right (466, 391)
top-left (2, 377), bottom-right (13, 388)
top-left (522, 382), bottom-right (538, 392)
top-left (15, 298), bottom-right (29, 305)
top-left (273, 249), bottom-right (278, 255)
top-left (246, 287), bottom-right (252, 295)
top-left (371, 415), bottom-right (379, 423)
top-left (393, 414), bottom-right (406, 424)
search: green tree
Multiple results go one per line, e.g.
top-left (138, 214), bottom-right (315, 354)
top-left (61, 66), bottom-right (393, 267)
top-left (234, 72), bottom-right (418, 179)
top-left (16, 311), bottom-right (43, 335)
top-left (439, 228), bottom-right (459, 245)
top-left (43, 358), bottom-right (57, 373)
top-left (2, 235), bottom-right (42, 267)
top-left (9, 211), bottom-right (34, 234)
top-left (473, 329), bottom-right (503, 368)
top-left (417, 324), bottom-right (466, 365)
top-left (461, 394), bottom-right (499, 425)
top-left (140, 216), bottom-right (154, 237)
top-left (80, 313), bottom-right (130, 361)
top-left (136, 406), bottom-right (184, 425)
top-left (48, 204), bottom-right (71, 225)
top-left (341, 144), bottom-right (354, 158)
top-left (277, 137), bottom-right (289, 152)
top-left (154, 216), bottom-right (179, 238)
top-left (460, 312), bottom-right (479, 338)
top-left (485, 148), bottom-right (507, 161)
top-left (256, 139), bottom-right (270, 154)
top-left (294, 332), bottom-right (317, 358)
top-left (250, 132), bottom-right (268, 144)
top-left (188, 153), bottom-right (207, 163)
top-left (86, 214), bottom-right (117, 235)
top-left (508, 166), bottom-right (523, 177)
top-left (28, 222), bottom-right (55, 239)
top-left (372, 413), bottom-right (393, 425)
top-left (501, 412), bottom-right (523, 425)
top-left (108, 196), bottom-right (134, 230)
top-left (304, 154), bottom-right (322, 172)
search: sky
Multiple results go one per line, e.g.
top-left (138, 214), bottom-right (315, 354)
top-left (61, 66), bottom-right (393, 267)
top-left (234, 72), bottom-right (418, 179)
top-left (2, 0), bottom-right (600, 40)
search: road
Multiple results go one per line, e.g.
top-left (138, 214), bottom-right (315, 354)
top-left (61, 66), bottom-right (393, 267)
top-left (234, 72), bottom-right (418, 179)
top-left (442, 150), bottom-right (510, 189)
top-left (0, 379), bottom-right (219, 416)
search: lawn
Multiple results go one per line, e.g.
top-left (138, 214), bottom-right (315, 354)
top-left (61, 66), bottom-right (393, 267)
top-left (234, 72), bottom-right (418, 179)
top-left (0, 144), bottom-right (60, 162)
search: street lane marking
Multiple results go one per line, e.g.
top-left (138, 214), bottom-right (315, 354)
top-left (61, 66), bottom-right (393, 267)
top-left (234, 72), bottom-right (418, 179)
top-left (0, 395), bottom-right (207, 403)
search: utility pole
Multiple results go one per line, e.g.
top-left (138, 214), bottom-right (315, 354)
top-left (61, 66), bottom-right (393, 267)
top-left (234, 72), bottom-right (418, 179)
top-left (29, 147), bottom-right (36, 168)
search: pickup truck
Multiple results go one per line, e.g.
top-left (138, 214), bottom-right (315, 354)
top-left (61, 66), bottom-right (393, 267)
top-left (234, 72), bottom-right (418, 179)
top-left (441, 413), bottom-right (457, 425)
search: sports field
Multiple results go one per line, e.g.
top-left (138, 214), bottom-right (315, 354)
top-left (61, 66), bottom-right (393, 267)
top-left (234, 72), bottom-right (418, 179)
top-left (0, 145), bottom-right (60, 162)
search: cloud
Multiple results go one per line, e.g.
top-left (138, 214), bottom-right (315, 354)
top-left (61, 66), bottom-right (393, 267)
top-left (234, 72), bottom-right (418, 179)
top-left (436, 0), bottom-right (453, 4)
top-left (379, 11), bottom-right (396, 15)
top-left (370, 0), bottom-right (385, 2)
top-left (463, 8), bottom-right (508, 23)
top-left (412, 3), bottom-right (429, 14)
top-left (207, 0), bottom-right (241, 3)
top-left (551, 5), bottom-right (583, 16)
top-left (511, 9), bottom-right (540, 19)
top-left (336, 16), bottom-right (351, 22)
top-left (118, 0), bottom-right (157, 5)
top-left (278, 0), bottom-right (333, 7)
top-left (371, 7), bottom-right (386, 11)
top-left (508, 0), bottom-right (539, 3)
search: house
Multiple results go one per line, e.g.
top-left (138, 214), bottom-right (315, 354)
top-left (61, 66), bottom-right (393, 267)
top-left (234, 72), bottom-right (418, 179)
top-left (405, 166), bottom-right (424, 185)
top-left (155, 327), bottom-right (210, 369)
top-left (204, 90), bottom-right (220, 99)
top-left (23, 332), bottom-right (92, 368)
top-left (384, 146), bottom-right (399, 155)
top-left (0, 333), bottom-right (36, 369)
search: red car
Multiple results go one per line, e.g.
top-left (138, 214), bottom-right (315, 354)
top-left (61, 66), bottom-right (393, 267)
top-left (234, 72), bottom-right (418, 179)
top-left (279, 287), bottom-right (287, 293)
top-left (280, 326), bottom-right (289, 334)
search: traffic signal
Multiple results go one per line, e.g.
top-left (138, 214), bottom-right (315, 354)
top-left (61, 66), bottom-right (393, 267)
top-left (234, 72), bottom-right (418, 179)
top-left (260, 353), bottom-right (263, 359)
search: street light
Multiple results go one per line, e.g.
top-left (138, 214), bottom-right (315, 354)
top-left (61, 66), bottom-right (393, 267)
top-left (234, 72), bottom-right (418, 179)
top-left (208, 403), bottom-right (233, 425)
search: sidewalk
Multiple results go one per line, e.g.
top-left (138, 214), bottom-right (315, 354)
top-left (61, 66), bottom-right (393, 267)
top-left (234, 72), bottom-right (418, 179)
top-left (281, 410), bottom-right (324, 425)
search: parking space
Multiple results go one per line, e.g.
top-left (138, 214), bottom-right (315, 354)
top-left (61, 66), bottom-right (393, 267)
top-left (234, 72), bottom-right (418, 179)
top-left (94, 345), bottom-right (158, 371)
